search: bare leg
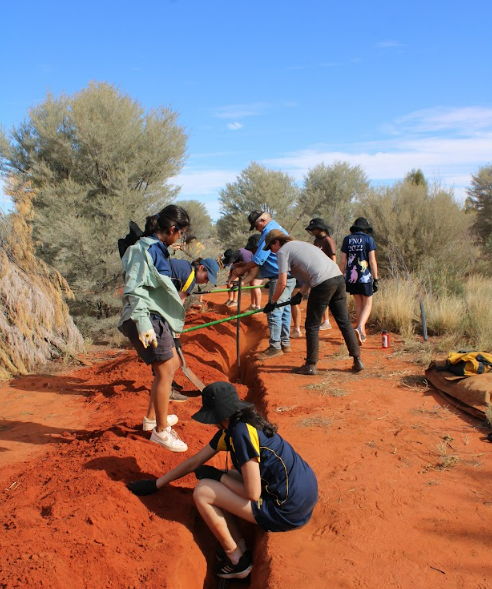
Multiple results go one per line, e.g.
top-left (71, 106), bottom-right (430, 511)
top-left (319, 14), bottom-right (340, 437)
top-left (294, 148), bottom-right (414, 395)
top-left (251, 279), bottom-right (262, 308)
top-left (193, 480), bottom-right (256, 564)
top-left (353, 294), bottom-right (363, 326)
top-left (357, 295), bottom-right (373, 337)
top-left (151, 350), bottom-right (180, 432)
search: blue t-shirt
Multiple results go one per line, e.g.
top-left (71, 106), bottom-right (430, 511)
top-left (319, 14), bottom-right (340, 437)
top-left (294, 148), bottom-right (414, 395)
top-left (209, 421), bottom-right (317, 518)
top-left (252, 220), bottom-right (288, 279)
top-left (169, 259), bottom-right (196, 295)
top-left (341, 232), bottom-right (377, 285)
top-left (147, 236), bottom-right (172, 277)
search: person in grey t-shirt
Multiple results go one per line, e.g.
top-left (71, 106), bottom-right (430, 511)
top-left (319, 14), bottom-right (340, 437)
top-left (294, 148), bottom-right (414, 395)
top-left (262, 229), bottom-right (363, 375)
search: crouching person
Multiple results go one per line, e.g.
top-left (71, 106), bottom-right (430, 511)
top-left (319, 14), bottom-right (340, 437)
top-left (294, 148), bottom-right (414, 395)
top-left (127, 381), bottom-right (318, 580)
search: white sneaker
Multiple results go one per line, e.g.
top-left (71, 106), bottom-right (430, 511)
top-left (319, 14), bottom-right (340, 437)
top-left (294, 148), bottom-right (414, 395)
top-left (319, 320), bottom-right (332, 330)
top-left (143, 415), bottom-right (178, 431)
top-left (150, 427), bottom-right (188, 452)
top-left (291, 327), bottom-right (303, 338)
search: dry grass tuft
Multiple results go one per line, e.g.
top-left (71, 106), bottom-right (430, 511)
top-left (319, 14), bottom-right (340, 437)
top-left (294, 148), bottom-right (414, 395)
top-left (298, 416), bottom-right (333, 428)
top-left (0, 179), bottom-right (83, 378)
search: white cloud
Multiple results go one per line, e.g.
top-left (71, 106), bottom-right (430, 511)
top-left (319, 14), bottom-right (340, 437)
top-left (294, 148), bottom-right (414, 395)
top-left (172, 169), bottom-right (238, 195)
top-left (227, 122), bottom-right (243, 131)
top-left (262, 106), bottom-right (492, 200)
top-left (395, 106), bottom-right (492, 133)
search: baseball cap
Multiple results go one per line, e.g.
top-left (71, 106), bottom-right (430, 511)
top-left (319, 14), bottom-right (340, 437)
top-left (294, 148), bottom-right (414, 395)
top-left (192, 382), bottom-right (254, 425)
top-left (200, 258), bottom-right (219, 285)
top-left (248, 210), bottom-right (264, 231)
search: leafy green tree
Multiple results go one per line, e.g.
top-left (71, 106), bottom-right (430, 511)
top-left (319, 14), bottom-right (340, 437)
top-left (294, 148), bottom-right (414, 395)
top-left (0, 82), bottom-right (186, 318)
top-left (294, 162), bottom-right (369, 243)
top-left (466, 165), bottom-right (492, 255)
top-left (175, 199), bottom-right (214, 241)
top-left (360, 182), bottom-right (478, 292)
top-left (217, 162), bottom-right (300, 247)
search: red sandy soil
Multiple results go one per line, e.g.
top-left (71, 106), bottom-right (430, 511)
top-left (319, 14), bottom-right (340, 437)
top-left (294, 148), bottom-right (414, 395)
top-left (1, 296), bottom-right (491, 589)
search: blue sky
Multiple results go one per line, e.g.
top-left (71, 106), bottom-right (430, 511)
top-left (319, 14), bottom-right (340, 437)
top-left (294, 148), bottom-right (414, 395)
top-left (1, 0), bottom-right (491, 218)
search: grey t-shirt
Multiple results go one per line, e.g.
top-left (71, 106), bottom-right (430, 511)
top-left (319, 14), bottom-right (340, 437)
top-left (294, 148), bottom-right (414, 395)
top-left (277, 241), bottom-right (342, 287)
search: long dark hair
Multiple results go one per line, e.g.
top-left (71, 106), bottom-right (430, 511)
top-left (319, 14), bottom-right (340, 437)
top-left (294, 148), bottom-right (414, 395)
top-left (229, 406), bottom-right (278, 438)
top-left (144, 204), bottom-right (190, 236)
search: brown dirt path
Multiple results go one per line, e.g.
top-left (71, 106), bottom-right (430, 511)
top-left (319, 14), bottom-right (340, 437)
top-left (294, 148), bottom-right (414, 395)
top-left (0, 298), bottom-right (491, 589)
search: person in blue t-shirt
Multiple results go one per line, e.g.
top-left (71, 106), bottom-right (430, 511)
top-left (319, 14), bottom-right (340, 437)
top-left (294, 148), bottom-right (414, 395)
top-left (127, 381), bottom-right (318, 581)
top-left (340, 217), bottom-right (379, 344)
top-left (230, 211), bottom-right (296, 359)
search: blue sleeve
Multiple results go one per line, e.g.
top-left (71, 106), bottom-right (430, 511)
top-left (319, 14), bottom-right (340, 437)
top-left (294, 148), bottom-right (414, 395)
top-left (367, 236), bottom-right (377, 251)
top-left (148, 242), bottom-right (172, 276)
top-left (230, 422), bottom-right (260, 468)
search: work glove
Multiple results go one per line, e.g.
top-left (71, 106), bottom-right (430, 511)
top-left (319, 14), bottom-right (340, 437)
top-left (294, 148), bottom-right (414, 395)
top-left (127, 479), bottom-right (158, 496)
top-left (194, 465), bottom-right (225, 481)
top-left (139, 329), bottom-right (158, 349)
top-left (372, 279), bottom-right (379, 293)
top-left (263, 301), bottom-right (276, 314)
top-left (290, 292), bottom-right (302, 306)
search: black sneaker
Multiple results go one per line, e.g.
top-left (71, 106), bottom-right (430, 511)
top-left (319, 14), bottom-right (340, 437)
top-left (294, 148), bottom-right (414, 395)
top-left (169, 388), bottom-right (188, 402)
top-left (352, 357), bottom-right (364, 372)
top-left (216, 551), bottom-right (253, 579)
top-left (293, 363), bottom-right (317, 375)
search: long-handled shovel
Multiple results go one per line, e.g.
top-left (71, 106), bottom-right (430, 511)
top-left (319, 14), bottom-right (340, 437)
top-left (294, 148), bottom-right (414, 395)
top-left (174, 338), bottom-right (206, 392)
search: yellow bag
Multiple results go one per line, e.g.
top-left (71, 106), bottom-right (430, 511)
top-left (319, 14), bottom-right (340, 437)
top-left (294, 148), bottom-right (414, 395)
top-left (446, 352), bottom-right (492, 377)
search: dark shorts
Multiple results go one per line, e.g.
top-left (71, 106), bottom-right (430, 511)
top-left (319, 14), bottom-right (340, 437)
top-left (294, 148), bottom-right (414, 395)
top-left (251, 473), bottom-right (318, 532)
top-left (120, 314), bottom-right (175, 364)
top-left (346, 281), bottom-right (374, 296)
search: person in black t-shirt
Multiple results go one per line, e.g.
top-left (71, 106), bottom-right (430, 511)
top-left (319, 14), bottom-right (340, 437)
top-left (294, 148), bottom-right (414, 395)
top-left (127, 381), bottom-right (318, 581)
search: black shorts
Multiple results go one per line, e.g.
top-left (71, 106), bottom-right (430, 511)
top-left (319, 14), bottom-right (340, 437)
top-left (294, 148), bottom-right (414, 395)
top-left (120, 313), bottom-right (175, 364)
top-left (345, 281), bottom-right (374, 296)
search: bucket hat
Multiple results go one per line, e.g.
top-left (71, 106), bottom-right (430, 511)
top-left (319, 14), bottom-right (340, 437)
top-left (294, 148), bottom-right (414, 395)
top-left (192, 382), bottom-right (253, 425)
top-left (248, 210), bottom-right (264, 231)
top-left (305, 217), bottom-right (331, 234)
top-left (350, 217), bottom-right (373, 234)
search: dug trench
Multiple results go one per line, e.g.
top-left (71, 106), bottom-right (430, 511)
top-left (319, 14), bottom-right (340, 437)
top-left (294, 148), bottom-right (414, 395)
top-left (0, 306), bottom-right (271, 589)
top-left (1, 299), bottom-right (492, 589)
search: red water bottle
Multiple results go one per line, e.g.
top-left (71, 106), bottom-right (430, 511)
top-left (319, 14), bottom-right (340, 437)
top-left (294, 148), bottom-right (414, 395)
top-left (381, 330), bottom-right (390, 348)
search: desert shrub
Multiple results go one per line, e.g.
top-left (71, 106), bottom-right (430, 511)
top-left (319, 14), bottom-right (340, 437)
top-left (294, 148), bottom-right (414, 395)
top-left (360, 181), bottom-right (478, 292)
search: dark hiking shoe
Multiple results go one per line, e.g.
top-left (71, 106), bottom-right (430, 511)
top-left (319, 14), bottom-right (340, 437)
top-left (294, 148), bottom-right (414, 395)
top-left (352, 357), bottom-right (364, 372)
top-left (257, 346), bottom-right (283, 360)
top-left (216, 551), bottom-right (253, 579)
top-left (293, 363), bottom-right (318, 375)
top-left (281, 344), bottom-right (292, 353)
top-left (169, 388), bottom-right (188, 402)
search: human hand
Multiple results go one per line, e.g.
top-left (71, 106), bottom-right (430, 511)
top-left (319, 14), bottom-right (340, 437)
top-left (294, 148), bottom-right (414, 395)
top-left (290, 292), bottom-right (302, 306)
top-left (194, 465), bottom-right (225, 481)
top-left (127, 479), bottom-right (158, 496)
top-left (373, 279), bottom-right (379, 293)
top-left (263, 301), bottom-right (276, 314)
top-left (139, 329), bottom-right (158, 349)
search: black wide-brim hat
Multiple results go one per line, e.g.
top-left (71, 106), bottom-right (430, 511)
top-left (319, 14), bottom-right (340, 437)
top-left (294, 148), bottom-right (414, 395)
top-left (192, 382), bottom-right (254, 425)
top-left (305, 217), bottom-right (331, 233)
top-left (350, 217), bottom-right (373, 233)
